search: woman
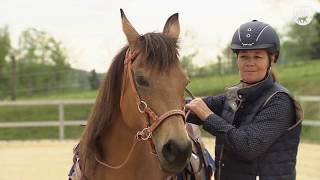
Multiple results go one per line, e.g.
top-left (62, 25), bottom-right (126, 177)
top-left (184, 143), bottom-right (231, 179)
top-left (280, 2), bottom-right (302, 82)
top-left (185, 20), bottom-right (303, 180)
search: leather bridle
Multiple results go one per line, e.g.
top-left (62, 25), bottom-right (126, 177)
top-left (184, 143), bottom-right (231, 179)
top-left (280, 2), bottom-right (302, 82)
top-left (95, 48), bottom-right (188, 169)
top-left (120, 49), bottom-right (187, 141)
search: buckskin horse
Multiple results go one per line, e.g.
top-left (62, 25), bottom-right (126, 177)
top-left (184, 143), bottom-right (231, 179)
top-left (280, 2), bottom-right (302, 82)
top-left (68, 9), bottom-right (213, 180)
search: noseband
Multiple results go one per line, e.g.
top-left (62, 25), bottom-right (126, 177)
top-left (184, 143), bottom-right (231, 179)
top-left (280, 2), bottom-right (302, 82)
top-left (96, 48), bottom-right (187, 169)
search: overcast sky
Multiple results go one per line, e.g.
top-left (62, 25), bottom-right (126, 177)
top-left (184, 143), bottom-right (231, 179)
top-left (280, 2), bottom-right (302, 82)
top-left (1, 0), bottom-right (320, 72)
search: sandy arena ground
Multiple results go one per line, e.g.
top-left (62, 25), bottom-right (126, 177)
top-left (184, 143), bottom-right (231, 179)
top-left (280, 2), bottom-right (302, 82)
top-left (0, 138), bottom-right (319, 180)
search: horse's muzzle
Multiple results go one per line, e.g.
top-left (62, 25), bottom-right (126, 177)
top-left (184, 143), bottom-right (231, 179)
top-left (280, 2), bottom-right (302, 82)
top-left (161, 139), bottom-right (192, 172)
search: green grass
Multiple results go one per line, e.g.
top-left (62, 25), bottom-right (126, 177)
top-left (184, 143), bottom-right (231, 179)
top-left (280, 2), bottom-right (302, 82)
top-left (12, 61), bottom-right (320, 99)
top-left (1, 60), bottom-right (320, 141)
top-left (0, 127), bottom-right (60, 140)
top-left (188, 74), bottom-right (239, 96)
top-left (0, 105), bottom-right (92, 122)
top-left (300, 102), bottom-right (320, 120)
top-left (0, 105), bottom-right (91, 140)
top-left (188, 61), bottom-right (320, 96)
top-left (301, 126), bottom-right (320, 143)
top-left (277, 61), bottom-right (320, 95)
top-left (17, 90), bottom-right (98, 100)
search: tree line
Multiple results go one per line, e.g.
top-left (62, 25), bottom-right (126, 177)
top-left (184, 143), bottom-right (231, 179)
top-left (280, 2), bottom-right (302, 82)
top-left (0, 27), bottom-right (100, 100)
top-left (0, 13), bottom-right (319, 99)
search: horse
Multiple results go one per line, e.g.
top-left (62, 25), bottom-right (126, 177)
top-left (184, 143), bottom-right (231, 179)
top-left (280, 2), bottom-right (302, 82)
top-left (68, 9), bottom-right (214, 180)
top-left (77, 9), bottom-right (193, 180)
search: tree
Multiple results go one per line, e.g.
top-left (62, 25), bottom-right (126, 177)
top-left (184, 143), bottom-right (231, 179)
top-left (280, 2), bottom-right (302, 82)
top-left (180, 51), bottom-right (197, 77)
top-left (0, 26), bottom-right (10, 74)
top-left (0, 26), bottom-right (11, 98)
top-left (311, 13), bottom-right (320, 59)
top-left (17, 28), bottom-right (71, 94)
top-left (88, 69), bottom-right (100, 90)
top-left (281, 14), bottom-right (320, 62)
top-left (221, 43), bottom-right (237, 73)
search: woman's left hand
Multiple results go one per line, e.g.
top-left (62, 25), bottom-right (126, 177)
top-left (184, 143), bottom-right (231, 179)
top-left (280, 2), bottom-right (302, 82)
top-left (185, 98), bottom-right (214, 121)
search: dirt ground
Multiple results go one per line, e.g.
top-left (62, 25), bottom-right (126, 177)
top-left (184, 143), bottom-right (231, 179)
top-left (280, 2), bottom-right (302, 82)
top-left (0, 138), bottom-right (319, 180)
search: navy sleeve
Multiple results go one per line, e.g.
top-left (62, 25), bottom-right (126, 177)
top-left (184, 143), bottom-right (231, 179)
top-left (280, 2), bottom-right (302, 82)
top-left (202, 95), bottom-right (225, 115)
top-left (202, 93), bottom-right (295, 160)
top-left (186, 94), bottom-right (225, 125)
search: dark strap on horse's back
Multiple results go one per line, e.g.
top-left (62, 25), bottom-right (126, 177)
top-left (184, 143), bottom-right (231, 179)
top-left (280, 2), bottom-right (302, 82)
top-left (194, 139), bottom-right (211, 179)
top-left (68, 143), bottom-right (81, 180)
top-left (186, 124), bottom-right (212, 180)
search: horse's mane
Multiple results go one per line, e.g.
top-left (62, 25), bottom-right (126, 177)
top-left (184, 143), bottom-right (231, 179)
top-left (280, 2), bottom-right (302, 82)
top-left (79, 32), bottom-right (179, 179)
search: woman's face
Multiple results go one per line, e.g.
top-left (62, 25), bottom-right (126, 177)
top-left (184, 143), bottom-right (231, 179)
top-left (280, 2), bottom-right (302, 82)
top-left (237, 49), bottom-right (271, 84)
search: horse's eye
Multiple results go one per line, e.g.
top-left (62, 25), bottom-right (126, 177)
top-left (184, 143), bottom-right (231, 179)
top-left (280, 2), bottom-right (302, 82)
top-left (135, 75), bottom-right (149, 87)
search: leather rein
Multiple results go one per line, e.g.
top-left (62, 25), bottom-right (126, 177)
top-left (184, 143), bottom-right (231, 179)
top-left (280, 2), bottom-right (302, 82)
top-left (95, 48), bottom-right (191, 169)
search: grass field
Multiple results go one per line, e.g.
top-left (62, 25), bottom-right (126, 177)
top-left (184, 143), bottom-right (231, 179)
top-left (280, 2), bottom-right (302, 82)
top-left (10, 60), bottom-right (320, 100)
top-left (0, 138), bottom-right (319, 180)
top-left (0, 61), bottom-right (320, 141)
top-left (188, 61), bottom-right (320, 96)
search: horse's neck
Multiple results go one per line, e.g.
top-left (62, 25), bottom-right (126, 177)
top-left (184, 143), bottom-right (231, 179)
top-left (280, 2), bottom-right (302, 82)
top-left (103, 115), bottom-right (137, 161)
top-left (97, 115), bottom-right (167, 180)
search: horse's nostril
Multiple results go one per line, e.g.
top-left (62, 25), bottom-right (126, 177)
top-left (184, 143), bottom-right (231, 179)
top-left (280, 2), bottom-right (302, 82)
top-left (162, 140), bottom-right (192, 165)
top-left (162, 140), bottom-right (176, 162)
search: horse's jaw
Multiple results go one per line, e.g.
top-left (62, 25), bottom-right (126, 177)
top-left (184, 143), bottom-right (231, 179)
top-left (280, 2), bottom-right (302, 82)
top-left (96, 116), bottom-right (168, 180)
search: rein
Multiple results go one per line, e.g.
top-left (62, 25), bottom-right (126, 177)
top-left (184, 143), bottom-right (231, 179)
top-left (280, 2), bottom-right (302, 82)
top-left (95, 49), bottom-right (188, 170)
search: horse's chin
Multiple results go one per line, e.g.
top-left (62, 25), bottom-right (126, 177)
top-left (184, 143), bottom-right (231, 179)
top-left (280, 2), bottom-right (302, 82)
top-left (157, 155), bottom-right (190, 174)
top-left (153, 138), bottom-right (192, 174)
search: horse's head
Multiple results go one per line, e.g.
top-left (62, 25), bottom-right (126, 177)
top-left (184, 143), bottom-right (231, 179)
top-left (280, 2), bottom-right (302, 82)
top-left (120, 10), bottom-right (192, 173)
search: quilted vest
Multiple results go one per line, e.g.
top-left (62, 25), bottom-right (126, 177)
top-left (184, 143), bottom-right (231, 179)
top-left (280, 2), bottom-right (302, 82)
top-left (214, 73), bottom-right (303, 180)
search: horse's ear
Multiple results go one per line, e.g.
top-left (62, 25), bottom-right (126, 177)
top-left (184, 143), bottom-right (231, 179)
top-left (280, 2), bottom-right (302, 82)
top-left (163, 13), bottom-right (180, 39)
top-left (120, 9), bottom-right (140, 49)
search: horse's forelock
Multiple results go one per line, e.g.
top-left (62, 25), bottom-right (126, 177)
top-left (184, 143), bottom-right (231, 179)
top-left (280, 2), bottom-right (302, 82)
top-left (139, 33), bottom-right (179, 70)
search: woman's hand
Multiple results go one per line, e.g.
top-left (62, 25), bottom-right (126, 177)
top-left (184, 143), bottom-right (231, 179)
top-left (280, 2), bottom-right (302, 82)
top-left (185, 98), bottom-right (214, 121)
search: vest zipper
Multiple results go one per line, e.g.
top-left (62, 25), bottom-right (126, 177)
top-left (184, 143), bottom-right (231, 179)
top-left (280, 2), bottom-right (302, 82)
top-left (218, 95), bottom-right (243, 180)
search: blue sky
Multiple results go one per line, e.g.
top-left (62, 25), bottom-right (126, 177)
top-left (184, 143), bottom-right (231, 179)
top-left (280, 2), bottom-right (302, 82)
top-left (1, 0), bottom-right (319, 72)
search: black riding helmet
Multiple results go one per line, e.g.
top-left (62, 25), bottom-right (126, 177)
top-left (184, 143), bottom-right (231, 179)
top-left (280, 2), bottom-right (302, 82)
top-left (231, 20), bottom-right (280, 62)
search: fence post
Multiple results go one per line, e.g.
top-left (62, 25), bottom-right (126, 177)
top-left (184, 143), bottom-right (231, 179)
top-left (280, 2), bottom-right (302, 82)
top-left (59, 103), bottom-right (65, 140)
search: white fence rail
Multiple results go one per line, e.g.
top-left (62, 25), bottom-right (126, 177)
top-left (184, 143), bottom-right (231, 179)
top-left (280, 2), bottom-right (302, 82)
top-left (0, 97), bottom-right (319, 140)
top-left (0, 99), bottom-right (94, 140)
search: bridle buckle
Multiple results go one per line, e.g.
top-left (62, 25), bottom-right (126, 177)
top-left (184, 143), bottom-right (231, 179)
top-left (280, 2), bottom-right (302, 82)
top-left (138, 101), bottom-right (148, 113)
top-left (136, 127), bottom-right (152, 141)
